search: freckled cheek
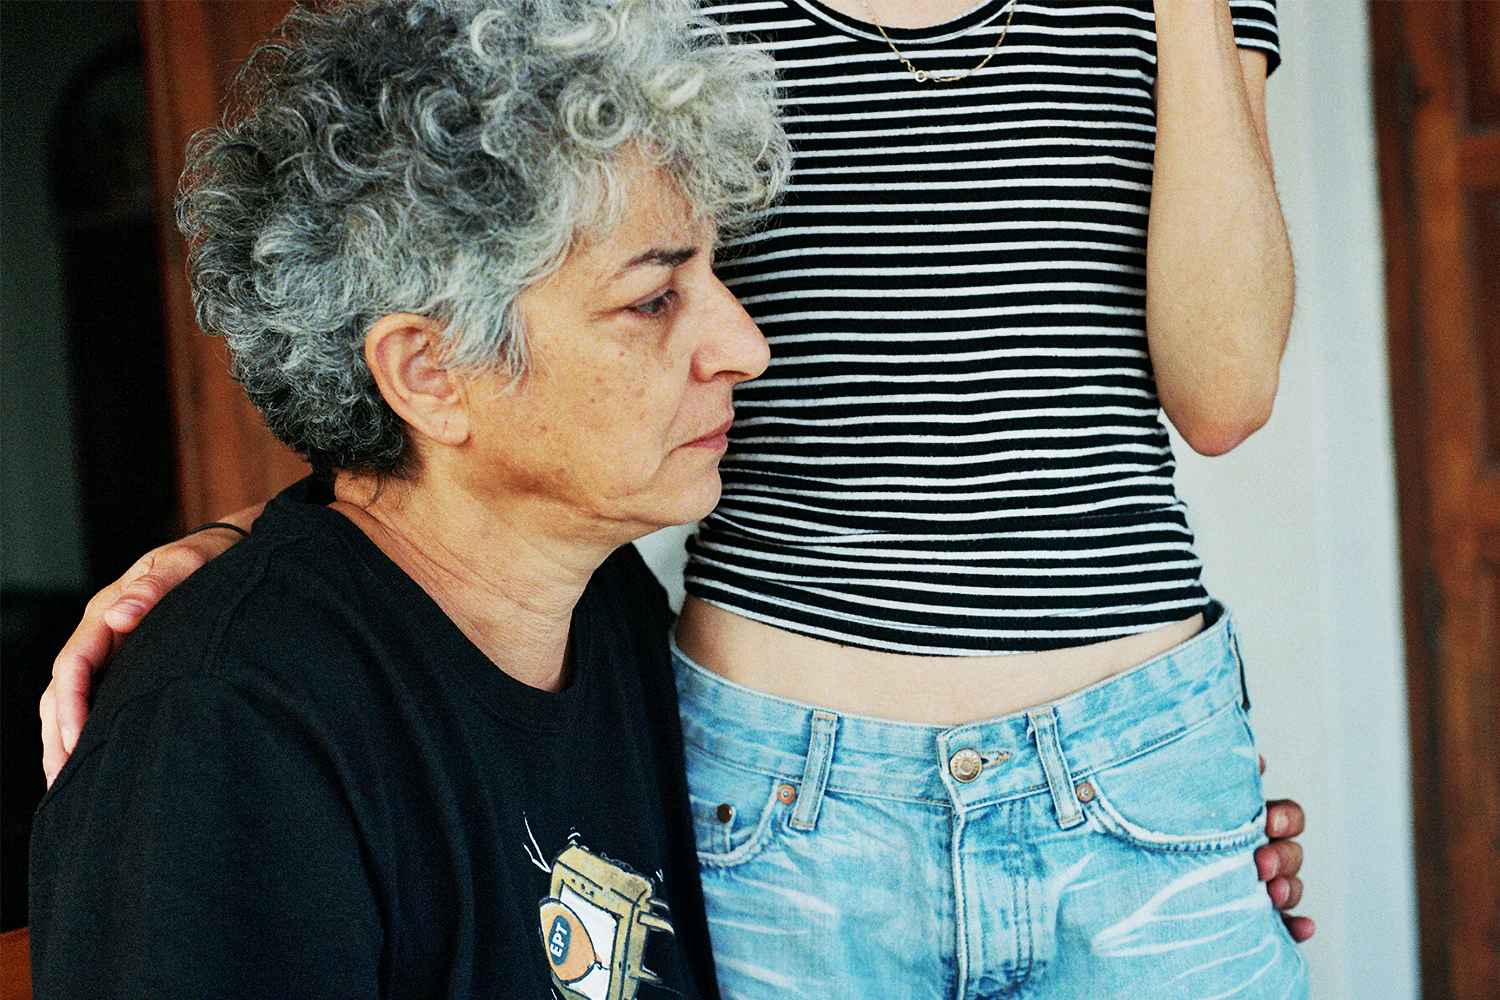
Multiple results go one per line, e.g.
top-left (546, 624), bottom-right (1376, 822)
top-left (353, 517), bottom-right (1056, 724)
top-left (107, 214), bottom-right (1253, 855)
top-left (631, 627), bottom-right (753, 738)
top-left (594, 367), bottom-right (665, 423)
top-left (559, 353), bottom-right (684, 456)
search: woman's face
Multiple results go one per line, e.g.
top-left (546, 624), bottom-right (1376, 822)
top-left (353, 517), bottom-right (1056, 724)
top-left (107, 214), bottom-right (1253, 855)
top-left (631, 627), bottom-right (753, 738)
top-left (456, 159), bottom-right (768, 545)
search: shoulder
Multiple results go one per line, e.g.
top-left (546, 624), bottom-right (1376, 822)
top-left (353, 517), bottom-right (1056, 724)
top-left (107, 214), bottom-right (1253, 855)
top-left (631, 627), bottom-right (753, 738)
top-left (68, 499), bottom-right (393, 763)
top-left (37, 501), bottom-right (396, 828)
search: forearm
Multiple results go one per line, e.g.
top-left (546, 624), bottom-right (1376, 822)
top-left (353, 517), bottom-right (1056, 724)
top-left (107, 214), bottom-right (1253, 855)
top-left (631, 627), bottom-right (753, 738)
top-left (1147, 0), bottom-right (1293, 455)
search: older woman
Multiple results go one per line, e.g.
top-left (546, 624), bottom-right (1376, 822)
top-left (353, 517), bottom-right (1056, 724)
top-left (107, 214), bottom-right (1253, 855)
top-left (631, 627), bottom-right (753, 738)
top-left (28, 1), bottom-right (784, 997)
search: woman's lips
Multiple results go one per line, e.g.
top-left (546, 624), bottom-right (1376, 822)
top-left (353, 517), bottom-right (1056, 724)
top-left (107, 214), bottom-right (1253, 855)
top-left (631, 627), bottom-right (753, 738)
top-left (684, 416), bottom-right (734, 449)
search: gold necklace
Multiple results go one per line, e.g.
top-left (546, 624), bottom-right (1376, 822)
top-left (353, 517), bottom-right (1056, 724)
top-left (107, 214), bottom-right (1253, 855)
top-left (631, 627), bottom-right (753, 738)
top-left (858, 0), bottom-right (1016, 84)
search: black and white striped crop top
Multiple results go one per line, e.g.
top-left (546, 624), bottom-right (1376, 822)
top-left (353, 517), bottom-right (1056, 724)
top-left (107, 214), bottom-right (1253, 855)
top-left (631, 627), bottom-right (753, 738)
top-left (684, 0), bottom-right (1280, 655)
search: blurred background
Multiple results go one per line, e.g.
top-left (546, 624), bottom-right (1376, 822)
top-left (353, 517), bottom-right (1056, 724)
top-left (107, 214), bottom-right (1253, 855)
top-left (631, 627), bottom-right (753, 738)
top-left (3, 0), bottom-right (175, 943)
top-left (4, 3), bottom-right (1496, 1000)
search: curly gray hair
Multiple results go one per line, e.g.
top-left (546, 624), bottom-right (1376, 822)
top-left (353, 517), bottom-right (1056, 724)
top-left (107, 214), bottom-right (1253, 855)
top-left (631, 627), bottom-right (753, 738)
top-left (178, 0), bottom-right (787, 477)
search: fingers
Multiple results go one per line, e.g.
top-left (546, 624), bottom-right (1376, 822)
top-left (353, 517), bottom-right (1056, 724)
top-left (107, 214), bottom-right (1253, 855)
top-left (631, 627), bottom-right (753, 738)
top-left (41, 686), bottom-right (64, 787)
top-left (1264, 797), bottom-right (1305, 839)
top-left (41, 665), bottom-right (97, 787)
top-left (1264, 873), bottom-right (1303, 911)
top-left (45, 585), bottom-right (134, 783)
top-left (100, 569), bottom-right (180, 632)
top-left (89, 535), bottom-right (228, 632)
top-left (1281, 913), bottom-right (1315, 943)
top-left (1258, 771), bottom-right (1313, 943)
top-left (39, 532), bottom-right (236, 785)
top-left (1256, 836), bottom-right (1303, 883)
top-left (54, 649), bottom-right (100, 750)
top-left (1257, 832), bottom-right (1310, 940)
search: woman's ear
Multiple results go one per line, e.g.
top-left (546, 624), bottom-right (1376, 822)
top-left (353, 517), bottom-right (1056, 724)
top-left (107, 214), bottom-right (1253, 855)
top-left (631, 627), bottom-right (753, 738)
top-left (364, 313), bottom-right (469, 447)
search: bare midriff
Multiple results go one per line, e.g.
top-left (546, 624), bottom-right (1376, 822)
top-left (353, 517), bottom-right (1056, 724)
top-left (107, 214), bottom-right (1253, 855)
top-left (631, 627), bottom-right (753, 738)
top-left (674, 596), bottom-right (1206, 726)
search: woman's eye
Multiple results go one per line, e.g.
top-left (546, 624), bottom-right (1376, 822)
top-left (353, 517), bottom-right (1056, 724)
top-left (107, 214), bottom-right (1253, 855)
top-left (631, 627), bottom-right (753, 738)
top-left (630, 290), bottom-right (677, 317)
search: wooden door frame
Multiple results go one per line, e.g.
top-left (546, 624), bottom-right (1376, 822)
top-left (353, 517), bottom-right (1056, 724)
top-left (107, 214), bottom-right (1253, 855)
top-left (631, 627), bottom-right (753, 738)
top-left (138, 0), bottom-right (306, 529)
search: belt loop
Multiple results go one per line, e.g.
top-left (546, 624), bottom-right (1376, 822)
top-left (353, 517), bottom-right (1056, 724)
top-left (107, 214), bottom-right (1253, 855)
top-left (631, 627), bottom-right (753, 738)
top-left (791, 710), bottom-right (839, 831)
top-left (1028, 707), bottom-right (1085, 830)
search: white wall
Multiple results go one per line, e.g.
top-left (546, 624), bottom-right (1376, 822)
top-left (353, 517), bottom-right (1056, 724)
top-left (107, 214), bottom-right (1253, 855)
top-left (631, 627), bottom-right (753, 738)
top-left (642, 5), bottom-right (1420, 997)
top-left (1173, 2), bottom-right (1419, 997)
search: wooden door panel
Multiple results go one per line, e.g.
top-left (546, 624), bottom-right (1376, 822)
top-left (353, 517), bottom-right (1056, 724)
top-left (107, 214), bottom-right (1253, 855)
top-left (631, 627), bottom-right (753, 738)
top-left (1465, 0), bottom-right (1500, 126)
top-left (1372, 3), bottom-right (1500, 998)
top-left (1475, 192), bottom-right (1500, 464)
top-left (138, 0), bottom-right (303, 528)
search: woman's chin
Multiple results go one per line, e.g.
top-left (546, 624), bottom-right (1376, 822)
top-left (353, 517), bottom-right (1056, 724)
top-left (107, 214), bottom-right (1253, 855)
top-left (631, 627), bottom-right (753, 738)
top-left (635, 474), bottom-right (723, 536)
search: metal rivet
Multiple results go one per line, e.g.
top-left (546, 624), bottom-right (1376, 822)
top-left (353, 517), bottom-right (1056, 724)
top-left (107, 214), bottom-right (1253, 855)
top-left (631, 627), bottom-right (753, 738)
top-left (949, 748), bottom-right (984, 783)
top-left (777, 784), bottom-right (797, 804)
top-left (1075, 781), bottom-right (1096, 803)
top-left (715, 803), bottom-right (734, 823)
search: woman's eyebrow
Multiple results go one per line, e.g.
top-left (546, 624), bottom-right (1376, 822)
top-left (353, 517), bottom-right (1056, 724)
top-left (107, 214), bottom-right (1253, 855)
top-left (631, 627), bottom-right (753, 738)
top-left (617, 246), bottom-right (698, 273)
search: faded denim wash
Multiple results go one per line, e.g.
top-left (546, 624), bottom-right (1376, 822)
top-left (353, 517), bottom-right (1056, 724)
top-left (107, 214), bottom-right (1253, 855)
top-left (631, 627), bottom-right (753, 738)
top-left (674, 607), bottom-right (1310, 1000)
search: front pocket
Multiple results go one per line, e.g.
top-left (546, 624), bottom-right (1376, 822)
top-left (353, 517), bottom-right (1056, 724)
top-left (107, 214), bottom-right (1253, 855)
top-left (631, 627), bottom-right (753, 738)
top-left (1080, 701), bottom-right (1267, 853)
top-left (683, 742), bottom-right (793, 867)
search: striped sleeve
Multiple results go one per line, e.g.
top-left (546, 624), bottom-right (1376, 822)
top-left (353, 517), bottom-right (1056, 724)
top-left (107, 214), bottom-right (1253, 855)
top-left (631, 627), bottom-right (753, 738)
top-left (1230, 0), bottom-right (1279, 73)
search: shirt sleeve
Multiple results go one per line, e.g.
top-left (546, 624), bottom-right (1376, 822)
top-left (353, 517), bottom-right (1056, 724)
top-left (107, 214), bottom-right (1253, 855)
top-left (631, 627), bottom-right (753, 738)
top-left (1229, 0), bottom-right (1280, 74)
top-left (29, 674), bottom-right (382, 999)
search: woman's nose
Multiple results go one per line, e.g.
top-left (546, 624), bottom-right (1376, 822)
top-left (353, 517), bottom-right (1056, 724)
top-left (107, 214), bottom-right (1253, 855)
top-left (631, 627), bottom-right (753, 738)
top-left (693, 275), bottom-right (769, 383)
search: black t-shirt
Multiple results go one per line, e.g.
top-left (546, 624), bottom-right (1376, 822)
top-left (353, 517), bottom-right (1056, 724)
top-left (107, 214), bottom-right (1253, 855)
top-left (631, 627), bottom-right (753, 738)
top-left (30, 488), bottom-right (720, 1000)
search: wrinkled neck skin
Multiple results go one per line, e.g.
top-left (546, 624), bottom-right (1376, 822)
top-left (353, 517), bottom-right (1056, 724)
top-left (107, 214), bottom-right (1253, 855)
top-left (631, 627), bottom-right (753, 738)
top-left (331, 470), bottom-right (619, 693)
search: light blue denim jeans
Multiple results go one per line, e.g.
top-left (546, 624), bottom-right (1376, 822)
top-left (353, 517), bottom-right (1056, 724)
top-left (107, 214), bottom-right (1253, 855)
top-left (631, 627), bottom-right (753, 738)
top-left (674, 607), bottom-right (1309, 1000)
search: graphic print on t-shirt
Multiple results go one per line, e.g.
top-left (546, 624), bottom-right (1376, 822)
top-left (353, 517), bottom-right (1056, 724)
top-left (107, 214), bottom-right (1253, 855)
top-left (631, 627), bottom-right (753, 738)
top-left (539, 845), bottom-right (674, 1000)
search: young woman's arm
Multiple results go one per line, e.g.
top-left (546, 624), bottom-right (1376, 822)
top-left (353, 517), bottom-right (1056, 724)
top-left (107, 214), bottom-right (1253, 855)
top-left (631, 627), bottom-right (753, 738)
top-left (1148, 0), bottom-right (1294, 456)
top-left (1148, 1), bottom-right (1311, 942)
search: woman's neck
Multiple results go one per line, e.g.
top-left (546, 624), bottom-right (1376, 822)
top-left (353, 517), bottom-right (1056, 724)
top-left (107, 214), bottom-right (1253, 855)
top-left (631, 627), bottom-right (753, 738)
top-left (816, 0), bottom-right (988, 30)
top-left (332, 473), bottom-right (613, 692)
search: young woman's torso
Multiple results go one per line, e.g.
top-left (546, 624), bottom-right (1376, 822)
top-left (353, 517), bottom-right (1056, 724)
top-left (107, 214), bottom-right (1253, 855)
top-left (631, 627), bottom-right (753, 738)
top-left (679, 0), bottom-right (1272, 723)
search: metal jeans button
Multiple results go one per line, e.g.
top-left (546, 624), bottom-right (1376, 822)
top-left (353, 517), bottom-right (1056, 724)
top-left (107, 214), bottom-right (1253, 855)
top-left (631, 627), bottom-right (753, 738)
top-left (949, 748), bottom-right (984, 782)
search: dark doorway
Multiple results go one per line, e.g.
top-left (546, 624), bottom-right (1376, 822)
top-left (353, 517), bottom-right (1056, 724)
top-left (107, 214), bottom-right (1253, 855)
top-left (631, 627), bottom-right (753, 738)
top-left (1, 0), bottom-right (179, 931)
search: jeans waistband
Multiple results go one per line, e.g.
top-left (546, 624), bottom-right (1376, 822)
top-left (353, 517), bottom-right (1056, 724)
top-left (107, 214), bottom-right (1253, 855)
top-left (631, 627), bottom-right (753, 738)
top-left (673, 605), bottom-right (1247, 810)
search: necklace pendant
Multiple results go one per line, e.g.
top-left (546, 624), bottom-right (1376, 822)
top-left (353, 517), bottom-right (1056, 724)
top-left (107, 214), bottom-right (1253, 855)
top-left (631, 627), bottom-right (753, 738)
top-left (865, 0), bottom-right (1015, 87)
